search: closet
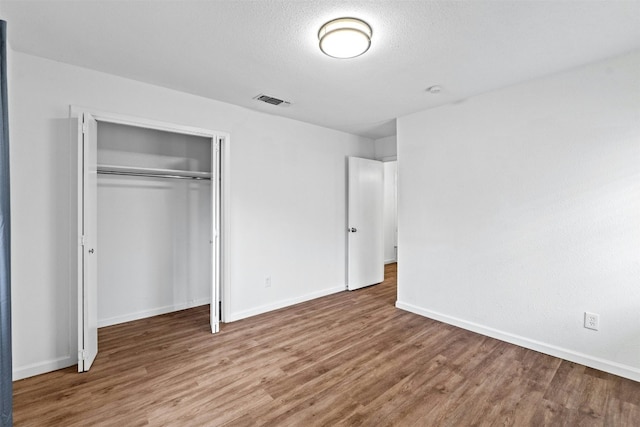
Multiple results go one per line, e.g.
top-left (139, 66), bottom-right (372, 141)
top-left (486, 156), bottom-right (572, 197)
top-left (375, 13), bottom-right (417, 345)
top-left (76, 111), bottom-right (224, 372)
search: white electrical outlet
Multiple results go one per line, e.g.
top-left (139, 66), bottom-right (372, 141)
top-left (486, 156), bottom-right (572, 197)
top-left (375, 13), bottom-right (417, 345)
top-left (265, 276), bottom-right (271, 288)
top-left (584, 312), bottom-right (599, 331)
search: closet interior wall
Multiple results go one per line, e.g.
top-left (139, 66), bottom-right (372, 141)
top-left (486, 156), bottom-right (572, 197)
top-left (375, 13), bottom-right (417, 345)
top-left (96, 122), bottom-right (212, 327)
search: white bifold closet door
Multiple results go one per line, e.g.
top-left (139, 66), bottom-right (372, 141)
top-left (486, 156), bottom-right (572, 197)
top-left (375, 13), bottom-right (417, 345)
top-left (211, 137), bottom-right (221, 333)
top-left (347, 156), bottom-right (384, 290)
top-left (77, 112), bottom-right (99, 372)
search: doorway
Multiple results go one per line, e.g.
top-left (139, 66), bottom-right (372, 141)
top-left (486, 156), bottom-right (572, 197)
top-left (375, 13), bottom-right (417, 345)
top-left (74, 108), bottom-right (227, 372)
top-left (382, 160), bottom-right (398, 264)
top-left (346, 156), bottom-right (398, 291)
top-left (346, 156), bottom-right (384, 290)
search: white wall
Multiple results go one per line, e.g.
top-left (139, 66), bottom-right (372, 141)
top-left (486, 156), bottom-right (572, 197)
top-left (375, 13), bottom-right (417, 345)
top-left (374, 135), bottom-right (397, 160)
top-left (383, 161), bottom-right (397, 264)
top-left (97, 123), bottom-right (212, 327)
top-left (10, 51), bottom-right (374, 379)
top-left (397, 50), bottom-right (640, 381)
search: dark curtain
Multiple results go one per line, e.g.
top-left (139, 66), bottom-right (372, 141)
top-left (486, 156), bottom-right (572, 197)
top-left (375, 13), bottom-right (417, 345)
top-left (0, 20), bottom-right (12, 427)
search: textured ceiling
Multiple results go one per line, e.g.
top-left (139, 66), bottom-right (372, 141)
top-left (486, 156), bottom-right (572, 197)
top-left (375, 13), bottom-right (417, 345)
top-left (2, 1), bottom-right (640, 139)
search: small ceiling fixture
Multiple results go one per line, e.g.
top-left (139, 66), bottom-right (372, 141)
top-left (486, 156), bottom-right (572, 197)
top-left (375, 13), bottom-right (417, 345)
top-left (426, 85), bottom-right (442, 94)
top-left (318, 17), bottom-right (372, 59)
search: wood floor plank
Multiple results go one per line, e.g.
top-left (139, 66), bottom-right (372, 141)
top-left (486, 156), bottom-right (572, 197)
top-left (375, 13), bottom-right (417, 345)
top-left (604, 397), bottom-right (640, 426)
top-left (13, 263), bottom-right (640, 426)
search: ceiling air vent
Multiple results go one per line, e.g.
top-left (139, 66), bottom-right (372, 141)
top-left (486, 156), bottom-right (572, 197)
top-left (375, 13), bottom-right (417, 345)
top-left (254, 94), bottom-right (291, 107)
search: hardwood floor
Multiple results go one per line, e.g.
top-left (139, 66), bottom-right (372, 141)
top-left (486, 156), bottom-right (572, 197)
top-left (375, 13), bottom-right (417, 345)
top-left (13, 263), bottom-right (640, 426)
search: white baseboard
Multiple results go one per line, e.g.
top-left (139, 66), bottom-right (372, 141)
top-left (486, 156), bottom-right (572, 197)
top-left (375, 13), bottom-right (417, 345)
top-left (227, 285), bottom-right (345, 322)
top-left (396, 300), bottom-right (640, 383)
top-left (384, 259), bottom-right (397, 265)
top-left (98, 298), bottom-right (211, 328)
top-left (13, 355), bottom-right (75, 381)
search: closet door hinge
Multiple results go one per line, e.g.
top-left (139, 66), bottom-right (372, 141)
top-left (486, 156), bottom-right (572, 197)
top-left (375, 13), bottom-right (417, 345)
top-left (80, 235), bottom-right (86, 246)
top-left (78, 349), bottom-right (86, 362)
top-left (82, 123), bottom-right (88, 134)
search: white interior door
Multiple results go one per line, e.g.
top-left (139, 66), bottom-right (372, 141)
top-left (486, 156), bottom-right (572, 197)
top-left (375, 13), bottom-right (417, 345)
top-left (78, 113), bottom-right (99, 371)
top-left (210, 137), bottom-right (221, 333)
top-left (347, 157), bottom-right (384, 290)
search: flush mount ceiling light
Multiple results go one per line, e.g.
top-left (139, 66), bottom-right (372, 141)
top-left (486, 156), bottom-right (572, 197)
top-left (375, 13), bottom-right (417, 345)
top-left (318, 17), bottom-right (372, 59)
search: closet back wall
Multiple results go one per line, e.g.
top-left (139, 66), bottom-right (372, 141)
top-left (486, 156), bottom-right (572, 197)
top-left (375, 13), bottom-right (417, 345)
top-left (97, 123), bottom-right (212, 327)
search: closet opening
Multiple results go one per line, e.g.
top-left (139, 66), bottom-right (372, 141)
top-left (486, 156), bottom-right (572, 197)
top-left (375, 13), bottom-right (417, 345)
top-left (75, 109), bottom-right (226, 372)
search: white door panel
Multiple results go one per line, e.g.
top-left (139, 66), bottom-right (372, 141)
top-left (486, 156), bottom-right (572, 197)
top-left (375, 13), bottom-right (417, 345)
top-left (78, 113), bottom-right (98, 372)
top-left (347, 157), bottom-right (384, 290)
top-left (210, 137), bottom-right (221, 333)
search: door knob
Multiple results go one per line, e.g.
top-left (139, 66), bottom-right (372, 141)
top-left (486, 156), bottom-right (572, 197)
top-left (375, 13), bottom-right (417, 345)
top-left (88, 248), bottom-right (94, 254)
top-left (350, 227), bottom-right (357, 233)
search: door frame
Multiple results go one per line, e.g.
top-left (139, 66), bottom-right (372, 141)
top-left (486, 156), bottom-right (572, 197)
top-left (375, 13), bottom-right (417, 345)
top-left (70, 106), bottom-right (231, 366)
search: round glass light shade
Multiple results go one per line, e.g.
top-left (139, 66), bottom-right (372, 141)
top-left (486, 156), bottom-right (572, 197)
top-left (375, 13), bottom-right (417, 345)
top-left (318, 18), bottom-right (372, 59)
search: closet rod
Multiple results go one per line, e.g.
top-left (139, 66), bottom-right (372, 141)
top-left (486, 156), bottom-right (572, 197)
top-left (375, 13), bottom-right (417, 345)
top-left (97, 170), bottom-right (210, 181)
